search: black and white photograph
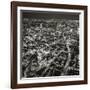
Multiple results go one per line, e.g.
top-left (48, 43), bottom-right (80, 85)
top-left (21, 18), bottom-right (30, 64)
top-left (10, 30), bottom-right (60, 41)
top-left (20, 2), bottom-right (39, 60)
top-left (21, 11), bottom-right (80, 78)
top-left (11, 1), bottom-right (87, 88)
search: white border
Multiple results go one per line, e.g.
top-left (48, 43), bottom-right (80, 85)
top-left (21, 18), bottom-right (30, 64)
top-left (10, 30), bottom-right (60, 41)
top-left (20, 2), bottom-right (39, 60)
top-left (17, 7), bottom-right (84, 84)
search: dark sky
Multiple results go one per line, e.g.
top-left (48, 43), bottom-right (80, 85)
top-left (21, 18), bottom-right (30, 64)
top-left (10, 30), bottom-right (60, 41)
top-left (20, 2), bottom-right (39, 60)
top-left (21, 10), bottom-right (80, 20)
